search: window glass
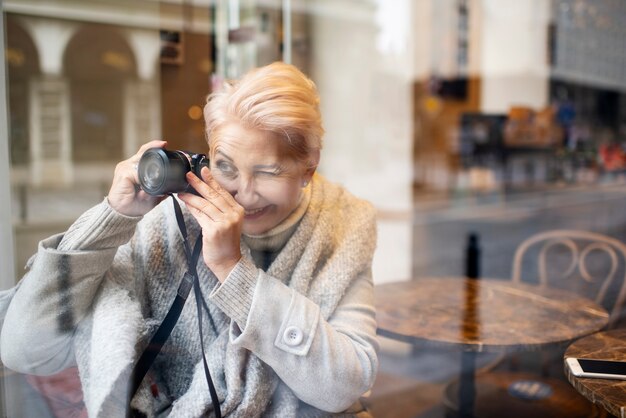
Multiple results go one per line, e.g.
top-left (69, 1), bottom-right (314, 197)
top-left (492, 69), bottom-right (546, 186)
top-left (2, 1), bottom-right (626, 416)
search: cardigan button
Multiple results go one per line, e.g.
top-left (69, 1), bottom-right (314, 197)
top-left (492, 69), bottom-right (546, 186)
top-left (283, 326), bottom-right (303, 346)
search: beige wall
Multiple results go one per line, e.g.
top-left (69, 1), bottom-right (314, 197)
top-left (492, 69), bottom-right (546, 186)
top-left (479, 0), bottom-right (551, 112)
top-left (306, 0), bottom-right (415, 285)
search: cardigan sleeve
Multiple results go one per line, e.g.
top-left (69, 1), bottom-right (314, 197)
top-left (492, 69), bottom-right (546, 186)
top-left (209, 257), bottom-right (379, 413)
top-left (0, 199), bottom-right (142, 375)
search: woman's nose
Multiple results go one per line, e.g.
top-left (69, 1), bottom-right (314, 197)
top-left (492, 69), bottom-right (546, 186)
top-left (232, 177), bottom-right (258, 206)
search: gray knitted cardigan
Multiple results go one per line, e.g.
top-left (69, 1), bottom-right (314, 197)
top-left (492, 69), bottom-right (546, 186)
top-left (0, 174), bottom-right (379, 417)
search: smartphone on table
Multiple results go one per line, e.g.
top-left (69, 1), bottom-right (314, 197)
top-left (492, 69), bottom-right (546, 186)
top-left (566, 357), bottom-right (626, 380)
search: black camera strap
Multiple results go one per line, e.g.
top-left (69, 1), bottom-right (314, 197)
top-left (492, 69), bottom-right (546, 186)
top-left (129, 196), bottom-right (222, 418)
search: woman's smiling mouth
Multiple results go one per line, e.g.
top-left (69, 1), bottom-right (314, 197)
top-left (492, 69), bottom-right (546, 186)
top-left (244, 206), bottom-right (270, 219)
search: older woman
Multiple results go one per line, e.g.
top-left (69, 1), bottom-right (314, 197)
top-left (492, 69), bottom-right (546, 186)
top-left (1, 62), bottom-right (378, 417)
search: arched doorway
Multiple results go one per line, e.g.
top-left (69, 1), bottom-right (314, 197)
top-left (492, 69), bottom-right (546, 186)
top-left (64, 24), bottom-right (136, 163)
top-left (5, 17), bottom-right (40, 166)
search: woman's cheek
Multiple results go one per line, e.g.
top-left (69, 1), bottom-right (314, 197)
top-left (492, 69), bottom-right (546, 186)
top-left (269, 185), bottom-right (300, 208)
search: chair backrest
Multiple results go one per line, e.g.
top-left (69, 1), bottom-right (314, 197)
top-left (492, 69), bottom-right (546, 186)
top-left (512, 229), bottom-right (626, 328)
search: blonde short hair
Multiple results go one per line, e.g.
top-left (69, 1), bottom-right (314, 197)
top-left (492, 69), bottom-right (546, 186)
top-left (204, 62), bottom-right (324, 164)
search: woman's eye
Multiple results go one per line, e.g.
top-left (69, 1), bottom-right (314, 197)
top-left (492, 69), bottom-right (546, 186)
top-left (216, 161), bottom-right (236, 177)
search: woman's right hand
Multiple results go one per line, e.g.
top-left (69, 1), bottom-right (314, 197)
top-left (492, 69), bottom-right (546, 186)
top-left (107, 140), bottom-right (168, 217)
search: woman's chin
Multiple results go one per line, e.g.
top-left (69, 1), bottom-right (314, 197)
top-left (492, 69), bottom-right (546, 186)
top-left (242, 220), bottom-right (271, 236)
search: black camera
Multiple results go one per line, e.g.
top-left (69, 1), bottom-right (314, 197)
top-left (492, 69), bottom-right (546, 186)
top-left (138, 148), bottom-right (209, 196)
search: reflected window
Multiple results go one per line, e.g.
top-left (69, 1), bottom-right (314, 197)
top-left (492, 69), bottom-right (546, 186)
top-left (6, 17), bottom-right (39, 166)
top-left (64, 24), bottom-right (136, 163)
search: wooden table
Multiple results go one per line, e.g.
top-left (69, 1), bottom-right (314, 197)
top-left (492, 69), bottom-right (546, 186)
top-left (375, 277), bottom-right (609, 417)
top-left (565, 328), bottom-right (626, 418)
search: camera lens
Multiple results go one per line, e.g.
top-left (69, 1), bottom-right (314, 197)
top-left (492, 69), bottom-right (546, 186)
top-left (138, 148), bottom-right (190, 195)
top-left (141, 155), bottom-right (164, 189)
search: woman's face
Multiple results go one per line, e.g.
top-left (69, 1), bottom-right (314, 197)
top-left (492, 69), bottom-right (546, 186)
top-left (209, 123), bottom-right (315, 236)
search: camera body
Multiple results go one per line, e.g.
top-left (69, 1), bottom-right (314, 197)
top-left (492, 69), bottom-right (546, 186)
top-left (138, 148), bottom-right (209, 196)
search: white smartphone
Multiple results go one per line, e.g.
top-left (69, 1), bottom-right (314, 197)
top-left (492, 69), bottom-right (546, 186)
top-left (566, 357), bottom-right (626, 380)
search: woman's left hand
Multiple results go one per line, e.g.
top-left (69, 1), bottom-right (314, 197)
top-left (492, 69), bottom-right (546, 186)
top-left (178, 167), bottom-right (244, 282)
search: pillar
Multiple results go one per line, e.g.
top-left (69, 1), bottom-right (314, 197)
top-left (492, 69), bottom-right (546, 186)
top-left (22, 18), bottom-right (77, 185)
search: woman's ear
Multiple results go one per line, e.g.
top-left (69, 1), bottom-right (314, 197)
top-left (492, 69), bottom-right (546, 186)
top-left (303, 150), bottom-right (320, 185)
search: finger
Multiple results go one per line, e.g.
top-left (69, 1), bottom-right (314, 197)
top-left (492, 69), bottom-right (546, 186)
top-left (113, 157), bottom-right (140, 188)
top-left (136, 140), bottom-right (168, 158)
top-left (179, 192), bottom-right (223, 221)
top-left (185, 171), bottom-right (233, 212)
top-left (128, 141), bottom-right (167, 188)
top-left (183, 202), bottom-right (218, 234)
top-left (137, 189), bottom-right (166, 205)
top-left (200, 167), bottom-right (239, 209)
